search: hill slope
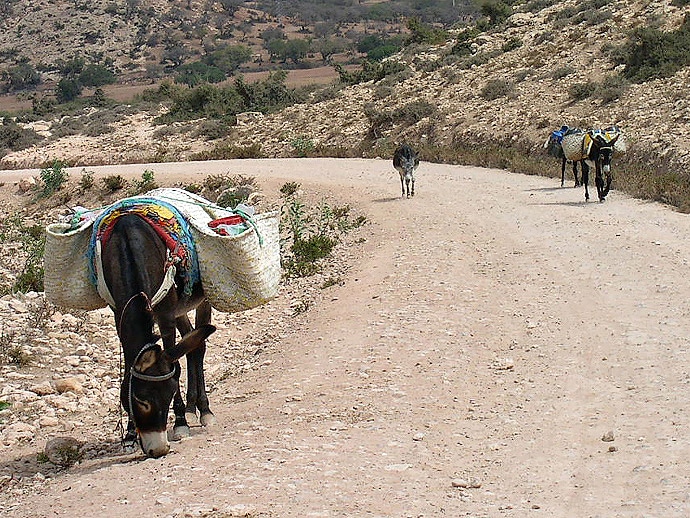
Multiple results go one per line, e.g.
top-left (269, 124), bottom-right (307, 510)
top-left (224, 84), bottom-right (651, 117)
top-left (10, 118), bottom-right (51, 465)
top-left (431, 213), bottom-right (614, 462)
top-left (1, 0), bottom-right (690, 184)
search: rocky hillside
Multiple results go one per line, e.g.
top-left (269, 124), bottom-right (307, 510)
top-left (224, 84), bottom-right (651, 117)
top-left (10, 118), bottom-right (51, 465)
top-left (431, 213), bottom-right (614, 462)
top-left (1, 0), bottom-right (689, 173)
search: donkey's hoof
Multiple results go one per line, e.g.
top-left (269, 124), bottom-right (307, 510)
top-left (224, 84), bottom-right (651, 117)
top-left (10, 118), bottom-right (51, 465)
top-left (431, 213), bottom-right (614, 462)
top-left (185, 411), bottom-right (199, 425)
top-left (122, 441), bottom-right (137, 454)
top-left (122, 431), bottom-right (137, 453)
top-left (200, 412), bottom-right (217, 427)
top-left (171, 425), bottom-right (191, 441)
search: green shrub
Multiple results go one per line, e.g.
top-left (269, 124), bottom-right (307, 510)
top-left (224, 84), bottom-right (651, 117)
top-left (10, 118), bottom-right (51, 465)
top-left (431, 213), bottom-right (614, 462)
top-left (1, 62), bottom-right (41, 92)
top-left (129, 169), bottom-right (158, 195)
top-left (102, 174), bottom-right (126, 193)
top-left (451, 41), bottom-right (473, 58)
top-left (189, 142), bottom-right (263, 161)
top-left (50, 116), bottom-right (84, 139)
top-left (335, 60), bottom-right (408, 86)
top-left (39, 160), bottom-right (69, 197)
top-left (13, 223), bottom-right (45, 294)
top-left (477, 0), bottom-right (513, 27)
top-left (502, 37), bottom-right (523, 53)
top-left (84, 120), bottom-right (114, 137)
top-left (406, 17), bottom-right (448, 45)
top-left (174, 61), bottom-right (226, 87)
top-left (365, 99), bottom-right (436, 139)
top-left (622, 16), bottom-right (690, 82)
top-left (0, 119), bottom-right (42, 155)
top-left (279, 184), bottom-right (366, 278)
top-left (291, 136), bottom-right (315, 158)
top-left (162, 71), bottom-right (299, 122)
top-left (291, 235), bottom-right (337, 275)
top-left (596, 74), bottom-right (630, 102)
top-left (193, 119), bottom-right (233, 140)
top-left (552, 65), bottom-right (574, 79)
top-left (569, 81), bottom-right (597, 101)
top-left (56, 78), bottom-right (82, 103)
top-left (567, 75), bottom-right (629, 102)
top-left (280, 181), bottom-right (300, 197)
top-left (78, 64), bottom-right (116, 87)
top-left (480, 79), bottom-right (514, 100)
top-left (197, 173), bottom-right (257, 205)
top-left (78, 168), bottom-right (94, 191)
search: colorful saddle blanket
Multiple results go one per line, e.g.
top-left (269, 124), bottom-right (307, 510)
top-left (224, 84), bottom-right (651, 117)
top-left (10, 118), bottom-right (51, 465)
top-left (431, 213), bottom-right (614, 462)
top-left (88, 197), bottom-right (201, 299)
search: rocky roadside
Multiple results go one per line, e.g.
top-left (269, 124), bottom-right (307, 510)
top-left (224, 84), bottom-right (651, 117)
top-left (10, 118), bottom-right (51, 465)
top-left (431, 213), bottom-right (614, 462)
top-left (0, 177), bottom-right (368, 503)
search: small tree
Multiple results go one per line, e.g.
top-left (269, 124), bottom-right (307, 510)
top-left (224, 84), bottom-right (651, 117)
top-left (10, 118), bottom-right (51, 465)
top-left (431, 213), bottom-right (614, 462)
top-left (78, 64), bottom-right (116, 87)
top-left (284, 39), bottom-right (310, 64)
top-left (2, 62), bottom-right (41, 92)
top-left (406, 18), bottom-right (448, 45)
top-left (203, 44), bottom-right (252, 74)
top-left (175, 62), bottom-right (225, 86)
top-left (56, 78), bottom-right (82, 103)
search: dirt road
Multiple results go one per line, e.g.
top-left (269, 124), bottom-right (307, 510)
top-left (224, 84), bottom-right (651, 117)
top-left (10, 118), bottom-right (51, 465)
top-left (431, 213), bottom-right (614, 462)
top-left (3, 158), bottom-right (690, 517)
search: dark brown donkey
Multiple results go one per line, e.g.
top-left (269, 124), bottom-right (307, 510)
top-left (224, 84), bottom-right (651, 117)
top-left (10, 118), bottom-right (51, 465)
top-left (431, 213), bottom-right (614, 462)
top-left (99, 210), bottom-right (215, 457)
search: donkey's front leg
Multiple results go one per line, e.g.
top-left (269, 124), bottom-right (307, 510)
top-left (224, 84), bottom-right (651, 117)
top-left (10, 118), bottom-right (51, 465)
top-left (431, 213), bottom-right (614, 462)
top-left (595, 164), bottom-right (606, 202)
top-left (156, 312), bottom-right (190, 441)
top-left (170, 362), bottom-right (190, 440)
top-left (187, 300), bottom-right (215, 427)
top-left (581, 161), bottom-right (590, 201)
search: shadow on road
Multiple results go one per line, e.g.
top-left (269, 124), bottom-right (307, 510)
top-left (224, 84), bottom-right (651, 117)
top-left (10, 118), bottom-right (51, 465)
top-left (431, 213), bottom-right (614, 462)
top-left (372, 197), bottom-right (403, 203)
top-left (530, 200), bottom-right (588, 207)
top-left (524, 186), bottom-right (579, 193)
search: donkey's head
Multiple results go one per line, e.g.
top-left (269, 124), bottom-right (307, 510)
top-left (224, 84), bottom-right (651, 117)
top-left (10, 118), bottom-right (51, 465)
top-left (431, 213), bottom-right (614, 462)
top-left (592, 132), bottom-right (619, 174)
top-left (122, 324), bottom-right (216, 457)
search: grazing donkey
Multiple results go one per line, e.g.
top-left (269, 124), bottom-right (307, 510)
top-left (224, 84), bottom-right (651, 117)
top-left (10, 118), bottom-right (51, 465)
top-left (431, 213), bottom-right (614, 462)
top-left (393, 144), bottom-right (420, 198)
top-left (93, 199), bottom-right (216, 457)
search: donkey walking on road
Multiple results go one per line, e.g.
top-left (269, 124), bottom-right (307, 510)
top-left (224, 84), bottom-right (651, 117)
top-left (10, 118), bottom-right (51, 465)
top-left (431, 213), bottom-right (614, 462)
top-left (393, 144), bottom-right (420, 198)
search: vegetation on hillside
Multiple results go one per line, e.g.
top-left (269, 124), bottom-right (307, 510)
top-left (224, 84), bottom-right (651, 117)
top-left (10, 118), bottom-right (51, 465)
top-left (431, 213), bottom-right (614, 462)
top-left (1, 0), bottom-right (690, 214)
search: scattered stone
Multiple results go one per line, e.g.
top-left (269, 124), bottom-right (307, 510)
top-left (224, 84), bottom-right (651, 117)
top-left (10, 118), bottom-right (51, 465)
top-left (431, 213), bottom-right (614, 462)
top-left (29, 381), bottom-right (55, 396)
top-left (602, 431), bottom-right (615, 442)
top-left (54, 377), bottom-right (84, 394)
top-left (17, 176), bottom-right (37, 193)
top-left (38, 416), bottom-right (60, 428)
top-left (1, 422), bottom-right (36, 445)
top-left (493, 358), bottom-right (515, 371)
top-left (451, 478), bottom-right (481, 489)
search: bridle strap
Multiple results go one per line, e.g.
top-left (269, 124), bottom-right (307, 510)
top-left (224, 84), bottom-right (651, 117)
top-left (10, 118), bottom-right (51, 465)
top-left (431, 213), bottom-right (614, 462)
top-left (130, 342), bottom-right (176, 382)
top-left (127, 342), bottom-right (177, 440)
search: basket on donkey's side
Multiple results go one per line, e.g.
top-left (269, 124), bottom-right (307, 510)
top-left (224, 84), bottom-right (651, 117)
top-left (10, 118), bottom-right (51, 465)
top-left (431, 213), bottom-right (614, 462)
top-left (44, 188), bottom-right (281, 314)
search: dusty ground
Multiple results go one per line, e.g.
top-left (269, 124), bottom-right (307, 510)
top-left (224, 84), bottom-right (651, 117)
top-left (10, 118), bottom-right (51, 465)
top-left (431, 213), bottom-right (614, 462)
top-left (1, 158), bottom-right (690, 517)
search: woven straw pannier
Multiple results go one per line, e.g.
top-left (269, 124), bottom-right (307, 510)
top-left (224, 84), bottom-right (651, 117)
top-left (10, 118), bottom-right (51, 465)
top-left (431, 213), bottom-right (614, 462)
top-left (560, 132), bottom-right (587, 162)
top-left (145, 188), bottom-right (281, 313)
top-left (44, 221), bottom-right (108, 311)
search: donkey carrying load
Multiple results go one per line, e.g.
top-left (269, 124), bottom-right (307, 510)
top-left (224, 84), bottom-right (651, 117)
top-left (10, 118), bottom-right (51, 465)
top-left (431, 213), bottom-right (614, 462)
top-left (44, 188), bottom-right (281, 457)
top-left (561, 125), bottom-right (627, 202)
top-left (544, 125), bottom-right (587, 187)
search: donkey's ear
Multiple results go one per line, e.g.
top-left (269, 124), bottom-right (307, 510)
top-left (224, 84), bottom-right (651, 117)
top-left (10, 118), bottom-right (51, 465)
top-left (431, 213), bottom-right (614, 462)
top-left (163, 325), bottom-right (216, 363)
